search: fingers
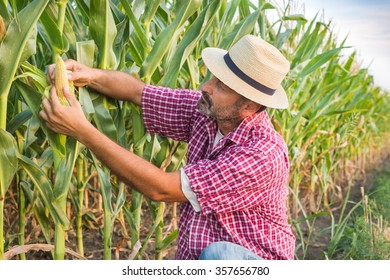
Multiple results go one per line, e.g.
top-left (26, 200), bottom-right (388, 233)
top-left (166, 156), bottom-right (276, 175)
top-left (40, 98), bottom-right (55, 132)
top-left (39, 103), bottom-right (49, 121)
top-left (64, 59), bottom-right (78, 71)
top-left (63, 86), bottom-right (80, 107)
top-left (39, 109), bottom-right (55, 131)
top-left (49, 86), bottom-right (61, 110)
top-left (47, 59), bottom-right (79, 85)
top-left (47, 64), bottom-right (56, 85)
top-left (41, 97), bottom-right (53, 117)
top-left (48, 85), bottom-right (80, 109)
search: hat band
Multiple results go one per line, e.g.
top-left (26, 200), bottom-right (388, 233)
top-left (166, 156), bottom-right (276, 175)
top-left (223, 53), bottom-right (276, 96)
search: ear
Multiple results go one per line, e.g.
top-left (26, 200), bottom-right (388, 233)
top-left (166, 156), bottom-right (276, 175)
top-left (242, 101), bottom-right (262, 116)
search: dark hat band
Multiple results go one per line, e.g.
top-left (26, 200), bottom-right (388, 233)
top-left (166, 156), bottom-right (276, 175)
top-left (223, 53), bottom-right (276, 96)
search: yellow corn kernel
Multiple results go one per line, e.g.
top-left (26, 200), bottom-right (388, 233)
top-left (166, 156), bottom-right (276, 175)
top-left (55, 55), bottom-right (74, 106)
top-left (0, 16), bottom-right (6, 42)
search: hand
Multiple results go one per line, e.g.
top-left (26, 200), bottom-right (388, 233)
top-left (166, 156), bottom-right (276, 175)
top-left (47, 59), bottom-right (96, 87)
top-left (39, 85), bottom-right (91, 139)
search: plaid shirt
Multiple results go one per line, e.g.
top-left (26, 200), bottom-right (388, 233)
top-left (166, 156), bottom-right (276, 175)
top-left (142, 85), bottom-right (295, 260)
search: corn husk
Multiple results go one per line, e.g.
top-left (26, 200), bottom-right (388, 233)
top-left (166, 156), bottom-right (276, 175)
top-left (54, 55), bottom-right (74, 106)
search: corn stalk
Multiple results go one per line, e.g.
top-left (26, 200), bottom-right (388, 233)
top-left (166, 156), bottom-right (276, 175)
top-left (0, 0), bottom-right (50, 260)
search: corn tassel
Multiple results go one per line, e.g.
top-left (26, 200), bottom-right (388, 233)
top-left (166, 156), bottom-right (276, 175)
top-left (55, 55), bottom-right (74, 106)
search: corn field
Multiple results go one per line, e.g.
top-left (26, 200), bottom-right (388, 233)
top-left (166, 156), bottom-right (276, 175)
top-left (1, 0), bottom-right (390, 260)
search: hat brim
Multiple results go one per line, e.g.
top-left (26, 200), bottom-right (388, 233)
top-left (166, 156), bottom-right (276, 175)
top-left (202, 48), bottom-right (289, 109)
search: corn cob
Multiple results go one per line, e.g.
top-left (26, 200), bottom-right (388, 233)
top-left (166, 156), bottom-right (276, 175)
top-left (55, 55), bottom-right (74, 106)
top-left (0, 16), bottom-right (6, 42)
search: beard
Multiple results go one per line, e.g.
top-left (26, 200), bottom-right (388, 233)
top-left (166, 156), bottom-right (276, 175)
top-left (196, 91), bottom-right (213, 117)
top-left (196, 91), bottom-right (243, 121)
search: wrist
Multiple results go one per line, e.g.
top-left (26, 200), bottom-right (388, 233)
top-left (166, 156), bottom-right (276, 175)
top-left (89, 68), bottom-right (104, 88)
top-left (74, 121), bottom-right (96, 144)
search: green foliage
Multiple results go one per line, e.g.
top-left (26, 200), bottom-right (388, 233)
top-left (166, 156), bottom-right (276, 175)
top-left (371, 169), bottom-right (390, 221)
top-left (337, 216), bottom-right (390, 260)
top-left (1, 0), bottom-right (390, 260)
top-left (333, 201), bottom-right (390, 259)
top-left (323, 167), bottom-right (390, 260)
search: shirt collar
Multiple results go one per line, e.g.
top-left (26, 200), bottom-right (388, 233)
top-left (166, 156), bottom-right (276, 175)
top-left (224, 110), bottom-right (270, 145)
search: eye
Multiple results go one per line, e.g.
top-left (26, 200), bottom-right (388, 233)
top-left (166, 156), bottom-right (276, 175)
top-left (216, 78), bottom-right (224, 89)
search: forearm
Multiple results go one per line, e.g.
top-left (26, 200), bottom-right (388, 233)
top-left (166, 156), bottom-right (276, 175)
top-left (77, 122), bottom-right (186, 202)
top-left (86, 68), bottom-right (145, 105)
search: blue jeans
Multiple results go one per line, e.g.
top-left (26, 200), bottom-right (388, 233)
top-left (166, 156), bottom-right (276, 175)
top-left (199, 241), bottom-right (263, 260)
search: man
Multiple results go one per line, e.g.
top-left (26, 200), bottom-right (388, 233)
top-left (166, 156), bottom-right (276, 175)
top-left (41, 35), bottom-right (296, 260)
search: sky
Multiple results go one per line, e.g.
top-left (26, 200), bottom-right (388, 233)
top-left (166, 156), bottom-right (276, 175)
top-left (270, 0), bottom-right (390, 91)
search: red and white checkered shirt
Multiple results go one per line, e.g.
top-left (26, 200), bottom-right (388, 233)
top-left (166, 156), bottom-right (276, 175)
top-left (142, 85), bottom-right (295, 260)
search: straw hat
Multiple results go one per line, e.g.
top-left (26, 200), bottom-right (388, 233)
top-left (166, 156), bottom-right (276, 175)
top-left (202, 34), bottom-right (290, 109)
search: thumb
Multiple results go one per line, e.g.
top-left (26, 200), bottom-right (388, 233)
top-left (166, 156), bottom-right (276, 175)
top-left (63, 86), bottom-right (79, 107)
top-left (67, 71), bottom-right (87, 87)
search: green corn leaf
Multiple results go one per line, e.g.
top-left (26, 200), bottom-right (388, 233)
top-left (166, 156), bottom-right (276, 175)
top-left (291, 21), bottom-right (329, 68)
top-left (0, 0), bottom-right (49, 90)
top-left (282, 14), bottom-right (307, 23)
top-left (140, 0), bottom-right (162, 27)
top-left (261, 2), bottom-right (276, 11)
top-left (135, 199), bottom-right (165, 258)
top-left (76, 40), bottom-right (96, 120)
top-left (276, 28), bottom-right (294, 49)
top-left (157, 229), bottom-right (178, 251)
top-left (18, 61), bottom-right (48, 92)
top-left (6, 109), bottom-right (33, 134)
top-left (17, 154), bottom-right (70, 229)
top-left (91, 94), bottom-right (118, 141)
top-left (0, 0), bottom-right (49, 129)
top-left (20, 181), bottom-right (52, 244)
top-left (131, 103), bottom-right (146, 147)
top-left (143, 135), bottom-right (161, 163)
top-left (166, 142), bottom-right (188, 172)
top-left (0, 129), bottom-right (18, 196)
top-left (154, 138), bottom-right (169, 167)
top-left (112, 182), bottom-right (126, 217)
top-left (120, 0), bottom-right (150, 52)
top-left (73, 0), bottom-right (90, 26)
top-left (219, 8), bottom-right (261, 50)
top-left (91, 154), bottom-right (114, 215)
top-left (115, 102), bottom-right (129, 148)
top-left (14, 81), bottom-right (43, 120)
top-left (287, 76), bottom-right (353, 131)
top-left (298, 47), bottom-right (343, 78)
top-left (159, 0), bottom-right (220, 87)
top-left (290, 19), bottom-right (320, 67)
top-left (15, 81), bottom-right (66, 161)
top-left (90, 0), bottom-right (117, 69)
top-left (53, 139), bottom-right (79, 200)
top-left (139, 0), bottom-right (202, 81)
top-left (0, 1), bottom-right (9, 21)
top-left (24, 118), bottom-right (40, 153)
top-left (218, 0), bottom-right (241, 36)
top-left (62, 3), bottom-right (77, 55)
top-left (238, 0), bottom-right (251, 18)
top-left (39, 4), bottom-right (65, 54)
top-left (88, 1), bottom-right (128, 259)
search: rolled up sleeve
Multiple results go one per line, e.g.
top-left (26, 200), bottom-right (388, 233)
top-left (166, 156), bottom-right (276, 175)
top-left (141, 85), bottom-right (201, 142)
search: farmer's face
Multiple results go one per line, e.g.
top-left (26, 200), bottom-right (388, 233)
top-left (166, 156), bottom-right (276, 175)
top-left (197, 76), bottom-right (246, 121)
